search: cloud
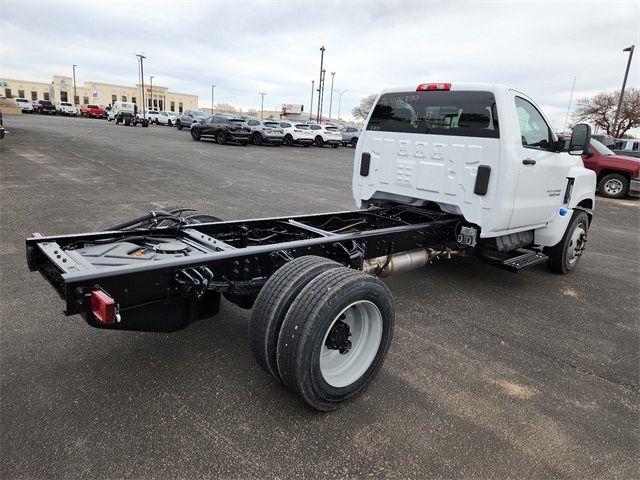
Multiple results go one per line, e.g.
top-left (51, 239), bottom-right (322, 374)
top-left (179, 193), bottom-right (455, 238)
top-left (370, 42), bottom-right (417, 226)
top-left (1, 0), bottom-right (638, 129)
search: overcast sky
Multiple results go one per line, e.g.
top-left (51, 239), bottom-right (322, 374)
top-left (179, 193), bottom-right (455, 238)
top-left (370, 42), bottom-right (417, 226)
top-left (1, 0), bottom-right (638, 129)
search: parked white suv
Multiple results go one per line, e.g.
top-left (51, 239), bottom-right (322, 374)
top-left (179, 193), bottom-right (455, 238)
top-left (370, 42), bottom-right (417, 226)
top-left (56, 101), bottom-right (76, 115)
top-left (14, 98), bottom-right (33, 113)
top-left (309, 124), bottom-right (342, 148)
top-left (280, 122), bottom-right (315, 147)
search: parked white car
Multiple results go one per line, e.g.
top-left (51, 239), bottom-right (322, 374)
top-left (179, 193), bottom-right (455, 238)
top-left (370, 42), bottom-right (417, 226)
top-left (309, 124), bottom-right (342, 147)
top-left (279, 121), bottom-right (315, 147)
top-left (152, 111), bottom-right (172, 125)
top-left (164, 111), bottom-right (178, 126)
top-left (55, 101), bottom-right (76, 115)
top-left (145, 110), bottom-right (162, 123)
top-left (14, 98), bottom-right (34, 113)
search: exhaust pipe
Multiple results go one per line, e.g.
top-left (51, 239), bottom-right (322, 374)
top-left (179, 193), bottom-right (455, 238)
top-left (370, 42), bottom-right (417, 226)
top-left (362, 248), bottom-right (459, 277)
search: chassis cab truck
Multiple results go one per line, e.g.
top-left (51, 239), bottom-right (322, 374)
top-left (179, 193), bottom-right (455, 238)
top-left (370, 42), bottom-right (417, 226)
top-left (26, 83), bottom-right (595, 411)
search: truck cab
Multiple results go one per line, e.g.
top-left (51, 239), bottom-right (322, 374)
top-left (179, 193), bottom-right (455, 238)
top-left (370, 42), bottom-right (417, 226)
top-left (353, 83), bottom-right (596, 251)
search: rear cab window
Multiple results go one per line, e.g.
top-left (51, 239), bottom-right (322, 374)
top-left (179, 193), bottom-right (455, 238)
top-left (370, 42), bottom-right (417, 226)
top-left (367, 90), bottom-right (499, 138)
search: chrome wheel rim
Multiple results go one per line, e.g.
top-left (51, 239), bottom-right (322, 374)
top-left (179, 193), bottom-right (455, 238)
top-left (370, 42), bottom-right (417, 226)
top-left (320, 300), bottom-right (383, 388)
top-left (566, 222), bottom-right (586, 267)
top-left (604, 178), bottom-right (623, 195)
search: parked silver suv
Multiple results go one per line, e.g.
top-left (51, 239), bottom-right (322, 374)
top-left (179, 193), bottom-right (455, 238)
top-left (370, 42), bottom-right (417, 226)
top-left (341, 126), bottom-right (361, 147)
top-left (245, 118), bottom-right (284, 146)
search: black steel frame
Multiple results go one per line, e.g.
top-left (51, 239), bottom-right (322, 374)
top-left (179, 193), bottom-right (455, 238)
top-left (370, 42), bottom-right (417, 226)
top-left (27, 205), bottom-right (460, 319)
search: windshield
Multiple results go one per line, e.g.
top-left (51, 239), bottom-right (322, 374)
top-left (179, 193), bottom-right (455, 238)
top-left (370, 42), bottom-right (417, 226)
top-left (192, 111), bottom-right (207, 118)
top-left (61, 102), bottom-right (72, 106)
top-left (591, 139), bottom-right (615, 156)
top-left (368, 90), bottom-right (499, 138)
top-left (16, 98), bottom-right (28, 103)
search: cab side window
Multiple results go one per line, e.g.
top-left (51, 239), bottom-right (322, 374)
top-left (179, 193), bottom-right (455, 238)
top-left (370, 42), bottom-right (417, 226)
top-left (515, 97), bottom-right (553, 150)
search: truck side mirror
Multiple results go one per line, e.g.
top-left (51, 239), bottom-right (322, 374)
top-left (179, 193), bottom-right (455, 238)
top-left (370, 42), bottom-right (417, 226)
top-left (568, 123), bottom-right (592, 156)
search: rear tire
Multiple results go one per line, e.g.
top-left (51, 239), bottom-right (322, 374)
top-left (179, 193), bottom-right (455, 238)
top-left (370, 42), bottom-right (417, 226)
top-left (351, 137), bottom-right (358, 147)
top-left (284, 134), bottom-right (294, 146)
top-left (598, 173), bottom-right (629, 199)
top-left (545, 211), bottom-right (589, 274)
top-left (252, 132), bottom-right (263, 145)
top-left (249, 256), bottom-right (342, 383)
top-left (277, 268), bottom-right (395, 411)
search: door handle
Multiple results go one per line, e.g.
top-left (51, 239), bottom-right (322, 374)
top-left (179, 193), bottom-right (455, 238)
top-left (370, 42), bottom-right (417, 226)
top-left (522, 158), bottom-right (536, 165)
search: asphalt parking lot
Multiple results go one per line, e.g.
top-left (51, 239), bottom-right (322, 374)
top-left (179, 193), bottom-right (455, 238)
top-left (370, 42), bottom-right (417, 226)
top-left (1, 114), bottom-right (638, 479)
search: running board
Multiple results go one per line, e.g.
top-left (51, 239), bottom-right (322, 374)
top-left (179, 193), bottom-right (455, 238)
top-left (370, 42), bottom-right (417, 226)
top-left (502, 251), bottom-right (548, 272)
top-left (476, 248), bottom-right (548, 273)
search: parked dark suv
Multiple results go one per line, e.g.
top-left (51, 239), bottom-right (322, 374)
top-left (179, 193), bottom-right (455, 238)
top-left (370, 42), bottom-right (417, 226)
top-left (190, 114), bottom-right (251, 145)
top-left (36, 100), bottom-right (56, 114)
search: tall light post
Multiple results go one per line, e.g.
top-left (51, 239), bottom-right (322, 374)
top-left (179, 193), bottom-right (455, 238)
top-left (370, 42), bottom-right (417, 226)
top-left (211, 85), bottom-right (216, 114)
top-left (259, 92), bottom-right (267, 119)
top-left (135, 53), bottom-right (146, 118)
top-left (328, 71), bottom-right (335, 120)
top-left (309, 80), bottom-right (315, 120)
top-left (316, 46), bottom-right (325, 122)
top-left (72, 64), bottom-right (78, 109)
top-left (149, 75), bottom-right (154, 110)
top-left (335, 89), bottom-right (348, 121)
top-left (612, 45), bottom-right (635, 137)
top-left (319, 69), bottom-right (326, 121)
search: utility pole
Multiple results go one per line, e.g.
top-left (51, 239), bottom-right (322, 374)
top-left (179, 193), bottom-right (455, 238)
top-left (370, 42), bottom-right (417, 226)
top-left (612, 45), bottom-right (635, 137)
top-left (259, 92), bottom-right (267, 119)
top-left (328, 71), bottom-right (335, 120)
top-left (310, 80), bottom-right (315, 121)
top-left (316, 46), bottom-right (325, 122)
top-left (150, 75), bottom-right (154, 110)
top-left (135, 53), bottom-right (146, 118)
top-left (563, 76), bottom-right (576, 133)
top-left (335, 89), bottom-right (347, 121)
top-left (72, 64), bottom-right (78, 109)
top-left (319, 69), bottom-right (326, 122)
top-left (211, 85), bottom-right (215, 114)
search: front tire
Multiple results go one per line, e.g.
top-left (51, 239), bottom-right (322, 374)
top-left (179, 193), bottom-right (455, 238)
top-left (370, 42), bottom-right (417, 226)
top-left (191, 129), bottom-right (201, 141)
top-left (277, 268), bottom-right (395, 411)
top-left (176, 121), bottom-right (183, 130)
top-left (217, 132), bottom-right (227, 145)
top-left (598, 173), bottom-right (629, 199)
top-left (284, 134), bottom-right (294, 146)
top-left (351, 137), bottom-right (358, 147)
top-left (314, 136), bottom-right (324, 147)
top-left (545, 211), bottom-right (589, 274)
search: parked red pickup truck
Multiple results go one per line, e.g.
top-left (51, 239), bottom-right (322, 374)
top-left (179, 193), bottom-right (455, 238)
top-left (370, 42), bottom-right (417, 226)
top-left (80, 104), bottom-right (106, 118)
top-left (582, 139), bottom-right (640, 199)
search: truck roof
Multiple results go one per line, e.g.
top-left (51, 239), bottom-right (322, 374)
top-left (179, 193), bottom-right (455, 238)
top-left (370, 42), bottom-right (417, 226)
top-left (380, 82), bottom-right (511, 95)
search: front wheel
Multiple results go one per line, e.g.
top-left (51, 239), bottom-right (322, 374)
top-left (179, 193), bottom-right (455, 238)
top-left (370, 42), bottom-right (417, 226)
top-left (167, 120), bottom-right (172, 126)
top-left (598, 173), bottom-right (629, 199)
top-left (191, 129), bottom-right (201, 141)
top-left (217, 132), bottom-right (227, 145)
top-left (331, 144), bottom-right (338, 149)
top-left (314, 136), bottom-right (324, 147)
top-left (284, 134), bottom-right (294, 146)
top-left (350, 137), bottom-right (358, 147)
top-left (545, 211), bottom-right (589, 274)
top-left (176, 121), bottom-right (183, 130)
top-left (276, 268), bottom-right (395, 411)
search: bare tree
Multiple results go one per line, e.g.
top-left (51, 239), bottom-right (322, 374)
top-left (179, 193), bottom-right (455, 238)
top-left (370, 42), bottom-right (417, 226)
top-left (352, 94), bottom-right (378, 120)
top-left (573, 88), bottom-right (640, 138)
top-left (214, 102), bottom-right (241, 114)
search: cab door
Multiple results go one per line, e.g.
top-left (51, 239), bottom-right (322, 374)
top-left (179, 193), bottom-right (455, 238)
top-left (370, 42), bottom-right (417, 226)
top-left (509, 96), bottom-right (574, 229)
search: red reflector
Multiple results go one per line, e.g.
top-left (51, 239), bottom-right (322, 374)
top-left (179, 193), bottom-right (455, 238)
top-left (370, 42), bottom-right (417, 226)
top-left (417, 83), bottom-right (451, 91)
top-left (91, 290), bottom-right (117, 325)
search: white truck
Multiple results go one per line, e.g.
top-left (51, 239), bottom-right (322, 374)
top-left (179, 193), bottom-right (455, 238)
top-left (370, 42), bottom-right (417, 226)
top-left (26, 82), bottom-right (595, 411)
top-left (111, 101), bottom-right (149, 127)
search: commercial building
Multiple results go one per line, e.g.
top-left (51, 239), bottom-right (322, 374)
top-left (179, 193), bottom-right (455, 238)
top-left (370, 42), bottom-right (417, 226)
top-left (0, 75), bottom-right (198, 113)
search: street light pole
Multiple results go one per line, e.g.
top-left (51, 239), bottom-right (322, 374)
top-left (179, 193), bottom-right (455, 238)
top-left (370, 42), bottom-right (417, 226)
top-left (335, 89), bottom-right (347, 121)
top-left (317, 46), bottom-right (325, 122)
top-left (259, 92), bottom-right (267, 119)
top-left (310, 80), bottom-right (315, 121)
top-left (135, 53), bottom-right (147, 118)
top-left (150, 75), bottom-right (154, 110)
top-left (328, 72), bottom-right (335, 120)
top-left (72, 64), bottom-right (78, 109)
top-left (319, 69), bottom-right (326, 122)
top-left (612, 45), bottom-right (635, 137)
top-left (211, 85), bottom-right (216, 114)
